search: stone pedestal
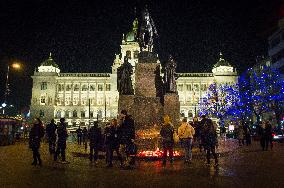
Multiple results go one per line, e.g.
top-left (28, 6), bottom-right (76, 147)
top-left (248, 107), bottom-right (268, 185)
top-left (133, 96), bottom-right (163, 127)
top-left (118, 95), bottom-right (135, 117)
top-left (135, 63), bottom-right (162, 97)
top-left (164, 93), bottom-right (180, 127)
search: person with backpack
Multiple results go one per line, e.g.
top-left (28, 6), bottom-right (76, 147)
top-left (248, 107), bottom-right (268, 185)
top-left (178, 118), bottom-right (195, 163)
top-left (200, 115), bottom-right (218, 167)
top-left (54, 118), bottom-right (68, 163)
top-left (29, 118), bottom-right (45, 166)
top-left (160, 115), bottom-right (174, 166)
top-left (88, 121), bottom-right (102, 164)
top-left (45, 119), bottom-right (57, 154)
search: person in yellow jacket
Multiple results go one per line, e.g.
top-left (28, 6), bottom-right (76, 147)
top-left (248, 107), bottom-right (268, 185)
top-left (178, 118), bottom-right (195, 163)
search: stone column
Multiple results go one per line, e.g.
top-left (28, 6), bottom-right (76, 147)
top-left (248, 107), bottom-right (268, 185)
top-left (164, 93), bottom-right (180, 127)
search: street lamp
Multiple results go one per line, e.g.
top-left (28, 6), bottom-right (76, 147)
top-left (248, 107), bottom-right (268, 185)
top-left (3, 62), bottom-right (21, 115)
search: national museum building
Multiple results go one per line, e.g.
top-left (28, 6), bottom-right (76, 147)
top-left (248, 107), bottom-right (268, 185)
top-left (30, 19), bottom-right (238, 126)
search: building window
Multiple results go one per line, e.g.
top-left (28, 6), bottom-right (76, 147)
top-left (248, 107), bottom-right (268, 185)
top-left (81, 97), bottom-right (87, 105)
top-left (65, 97), bottom-right (71, 105)
top-left (188, 110), bottom-right (193, 117)
top-left (106, 97), bottom-right (111, 105)
top-left (81, 84), bottom-right (88, 91)
top-left (58, 84), bottom-right (64, 92)
top-left (66, 84), bottom-right (72, 91)
top-left (201, 83), bottom-right (207, 91)
top-left (186, 96), bottom-right (191, 102)
top-left (90, 98), bottom-right (96, 105)
top-left (134, 50), bottom-right (139, 59)
top-left (56, 97), bottom-right (63, 105)
top-left (186, 84), bottom-right (192, 91)
top-left (193, 84), bottom-right (199, 91)
top-left (97, 110), bottom-right (102, 119)
top-left (40, 96), bottom-right (46, 105)
top-left (98, 84), bottom-right (103, 91)
top-left (177, 84), bottom-right (183, 91)
top-left (56, 111), bottom-right (61, 118)
top-left (74, 84), bottom-right (80, 91)
top-left (73, 110), bottom-right (77, 118)
top-left (90, 111), bottom-right (94, 118)
top-left (65, 111), bottom-right (70, 118)
top-left (90, 84), bottom-right (96, 91)
top-left (81, 111), bottom-right (85, 118)
top-left (97, 98), bottom-right (103, 105)
top-left (126, 51), bottom-right (131, 59)
top-left (41, 82), bottom-right (47, 90)
top-left (73, 97), bottom-right (79, 105)
top-left (106, 84), bottom-right (111, 91)
top-left (39, 110), bottom-right (44, 117)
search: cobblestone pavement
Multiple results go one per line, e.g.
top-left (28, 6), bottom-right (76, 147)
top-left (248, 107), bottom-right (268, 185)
top-left (0, 139), bottom-right (283, 188)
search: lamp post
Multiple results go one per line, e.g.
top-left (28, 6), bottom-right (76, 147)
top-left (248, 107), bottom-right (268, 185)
top-left (2, 63), bottom-right (21, 115)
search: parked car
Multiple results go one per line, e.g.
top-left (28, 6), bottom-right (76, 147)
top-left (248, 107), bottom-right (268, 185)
top-left (272, 130), bottom-right (284, 143)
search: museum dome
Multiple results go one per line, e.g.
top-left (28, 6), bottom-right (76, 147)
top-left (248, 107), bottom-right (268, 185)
top-left (40, 53), bottom-right (59, 68)
top-left (38, 53), bottom-right (60, 73)
top-left (213, 52), bottom-right (231, 68)
top-left (212, 52), bottom-right (236, 74)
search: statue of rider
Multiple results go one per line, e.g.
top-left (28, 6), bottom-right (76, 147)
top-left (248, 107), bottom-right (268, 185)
top-left (138, 6), bottom-right (158, 52)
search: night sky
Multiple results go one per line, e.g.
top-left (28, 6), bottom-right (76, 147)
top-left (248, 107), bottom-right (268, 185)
top-left (0, 0), bottom-right (283, 111)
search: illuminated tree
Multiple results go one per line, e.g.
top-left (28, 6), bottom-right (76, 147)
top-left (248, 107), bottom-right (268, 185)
top-left (248, 66), bottom-right (284, 126)
top-left (198, 83), bottom-right (240, 127)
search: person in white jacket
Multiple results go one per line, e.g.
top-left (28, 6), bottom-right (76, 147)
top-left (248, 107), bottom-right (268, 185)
top-left (178, 118), bottom-right (195, 163)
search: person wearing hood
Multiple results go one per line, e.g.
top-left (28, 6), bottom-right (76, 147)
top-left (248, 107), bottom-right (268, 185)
top-left (178, 118), bottom-right (195, 163)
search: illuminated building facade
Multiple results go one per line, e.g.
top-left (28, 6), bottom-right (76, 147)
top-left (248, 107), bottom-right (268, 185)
top-left (30, 19), bottom-right (238, 126)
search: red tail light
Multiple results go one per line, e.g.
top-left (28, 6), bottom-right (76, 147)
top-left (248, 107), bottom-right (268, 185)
top-left (272, 133), bottom-right (276, 137)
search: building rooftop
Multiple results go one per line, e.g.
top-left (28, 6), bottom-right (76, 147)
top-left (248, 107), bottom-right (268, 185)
top-left (40, 53), bottom-right (59, 68)
top-left (213, 52), bottom-right (232, 68)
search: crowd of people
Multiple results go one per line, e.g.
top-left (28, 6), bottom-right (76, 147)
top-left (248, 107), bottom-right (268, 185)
top-left (28, 110), bottom-right (276, 168)
top-left (235, 120), bottom-right (274, 151)
top-left (29, 110), bottom-right (136, 168)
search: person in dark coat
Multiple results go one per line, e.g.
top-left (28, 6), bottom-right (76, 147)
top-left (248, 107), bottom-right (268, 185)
top-left (118, 110), bottom-right (136, 168)
top-left (82, 127), bottom-right (88, 149)
top-left (29, 118), bottom-right (45, 166)
top-left (200, 115), bottom-right (218, 167)
top-left (46, 119), bottom-right (57, 154)
top-left (243, 122), bottom-right (251, 146)
top-left (76, 126), bottom-right (83, 145)
top-left (192, 117), bottom-right (202, 152)
top-left (89, 121), bottom-right (102, 163)
top-left (54, 118), bottom-right (68, 162)
top-left (160, 115), bottom-right (174, 166)
top-left (264, 120), bottom-right (273, 150)
top-left (259, 121), bottom-right (266, 151)
top-left (105, 119), bottom-right (122, 167)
